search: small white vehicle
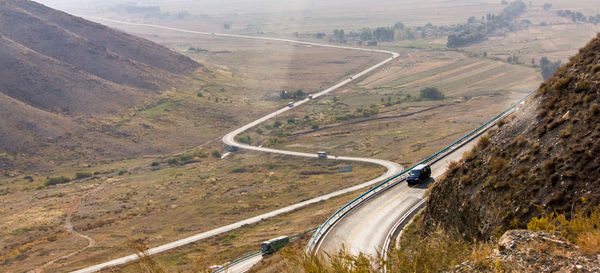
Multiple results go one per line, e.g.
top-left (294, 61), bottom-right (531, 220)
top-left (318, 151), bottom-right (328, 159)
top-left (288, 102), bottom-right (294, 107)
top-left (209, 265), bottom-right (223, 272)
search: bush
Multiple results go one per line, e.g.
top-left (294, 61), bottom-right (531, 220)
top-left (167, 152), bottom-right (205, 166)
top-left (45, 176), bottom-right (71, 186)
top-left (151, 162), bottom-right (160, 166)
top-left (476, 135), bottom-right (490, 150)
top-left (590, 103), bottom-right (599, 116)
top-left (420, 87), bottom-right (445, 100)
top-left (238, 135), bottom-right (252, 145)
top-left (212, 150), bottom-right (222, 158)
top-left (489, 157), bottom-right (507, 173)
top-left (118, 169), bottom-right (128, 175)
top-left (262, 136), bottom-right (288, 147)
top-left (497, 118), bottom-right (507, 127)
top-left (196, 92), bottom-right (203, 97)
top-left (167, 158), bottom-right (179, 166)
top-left (75, 172), bottom-right (93, 179)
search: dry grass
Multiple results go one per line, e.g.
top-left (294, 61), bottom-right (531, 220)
top-left (528, 205), bottom-right (600, 254)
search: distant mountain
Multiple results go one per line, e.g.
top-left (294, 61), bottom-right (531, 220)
top-left (0, 0), bottom-right (199, 115)
top-left (422, 33), bottom-right (600, 241)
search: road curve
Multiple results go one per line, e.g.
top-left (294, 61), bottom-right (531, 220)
top-left (71, 17), bottom-right (402, 273)
top-left (221, 254), bottom-right (263, 273)
top-left (316, 132), bottom-right (485, 259)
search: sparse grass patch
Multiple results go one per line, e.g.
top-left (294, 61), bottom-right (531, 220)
top-left (45, 176), bottom-right (71, 186)
top-left (527, 205), bottom-right (600, 253)
top-left (75, 172), bottom-right (93, 179)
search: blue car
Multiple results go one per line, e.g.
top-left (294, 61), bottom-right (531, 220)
top-left (407, 164), bottom-right (431, 185)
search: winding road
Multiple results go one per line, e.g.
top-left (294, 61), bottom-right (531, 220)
top-left (315, 132), bottom-right (485, 258)
top-left (71, 17), bottom-right (403, 273)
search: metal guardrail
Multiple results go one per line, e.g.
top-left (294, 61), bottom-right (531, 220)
top-left (306, 90), bottom-right (536, 253)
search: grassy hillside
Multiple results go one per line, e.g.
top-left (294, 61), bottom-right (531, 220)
top-left (0, 0), bottom-right (202, 171)
top-left (422, 32), bottom-right (600, 240)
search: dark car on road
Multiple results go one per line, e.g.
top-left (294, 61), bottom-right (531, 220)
top-left (406, 164), bottom-right (431, 185)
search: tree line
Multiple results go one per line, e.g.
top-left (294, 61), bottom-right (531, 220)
top-left (556, 10), bottom-right (600, 25)
top-left (328, 23), bottom-right (415, 44)
top-left (447, 0), bottom-right (526, 48)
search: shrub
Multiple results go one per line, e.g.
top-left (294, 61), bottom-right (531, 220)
top-left (361, 105), bottom-right (379, 117)
top-left (118, 169), bottom-right (128, 175)
top-left (497, 118), bottom-right (507, 127)
top-left (45, 176), bottom-right (71, 186)
top-left (476, 135), bottom-right (490, 150)
top-left (238, 135), bottom-right (252, 145)
top-left (151, 162), bottom-right (160, 166)
top-left (419, 87), bottom-right (445, 100)
top-left (262, 136), bottom-right (288, 147)
top-left (212, 150), bottom-right (222, 158)
top-left (489, 157), bottom-right (507, 173)
top-left (196, 92), bottom-right (203, 97)
top-left (167, 158), bottom-right (179, 165)
top-left (559, 125), bottom-right (573, 138)
top-left (75, 172), bottom-right (93, 179)
top-left (590, 103), bottom-right (600, 116)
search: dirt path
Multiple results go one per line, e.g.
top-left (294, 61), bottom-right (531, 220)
top-left (28, 186), bottom-right (103, 273)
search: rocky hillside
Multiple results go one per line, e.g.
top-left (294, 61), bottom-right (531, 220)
top-left (422, 33), bottom-right (600, 241)
top-left (453, 230), bottom-right (600, 272)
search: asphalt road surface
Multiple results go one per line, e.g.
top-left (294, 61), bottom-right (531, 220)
top-left (315, 132), bottom-right (485, 259)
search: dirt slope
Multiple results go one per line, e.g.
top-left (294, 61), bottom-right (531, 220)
top-left (422, 33), bottom-right (600, 241)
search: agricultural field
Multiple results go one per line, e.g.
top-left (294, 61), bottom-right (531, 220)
top-left (459, 4), bottom-right (600, 64)
top-left (246, 50), bottom-right (540, 167)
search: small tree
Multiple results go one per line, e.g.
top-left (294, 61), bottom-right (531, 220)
top-left (212, 150), bottom-right (222, 158)
top-left (540, 57), bottom-right (562, 80)
top-left (419, 87), bottom-right (445, 100)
